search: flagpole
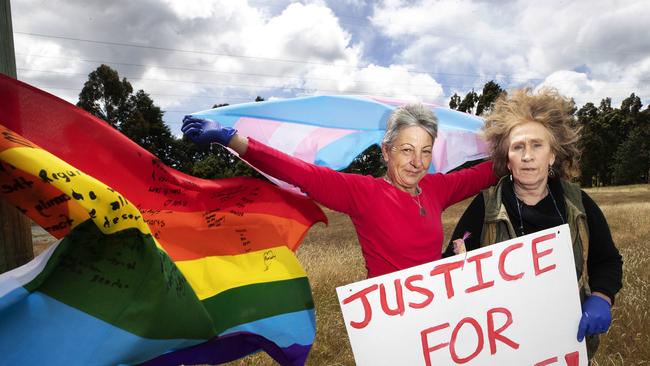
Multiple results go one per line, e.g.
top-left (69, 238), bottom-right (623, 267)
top-left (0, 0), bottom-right (34, 274)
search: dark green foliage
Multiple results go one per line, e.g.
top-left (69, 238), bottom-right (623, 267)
top-left (451, 81), bottom-right (503, 116)
top-left (475, 81), bottom-right (504, 116)
top-left (578, 94), bottom-right (650, 186)
top-left (457, 90), bottom-right (479, 114)
top-left (449, 93), bottom-right (461, 110)
top-left (342, 144), bottom-right (386, 177)
top-left (576, 103), bottom-right (600, 186)
top-left (76, 65), bottom-right (264, 180)
top-left (190, 144), bottom-right (263, 180)
top-left (620, 93), bottom-right (642, 115)
top-left (77, 64), bottom-right (133, 128)
top-left (78, 65), bottom-right (180, 167)
top-left (610, 99), bottom-right (650, 185)
top-left (120, 90), bottom-right (176, 166)
top-left (612, 123), bottom-right (650, 185)
top-left (599, 97), bottom-right (613, 114)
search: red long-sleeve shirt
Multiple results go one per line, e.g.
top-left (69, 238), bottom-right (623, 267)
top-left (243, 138), bottom-right (496, 277)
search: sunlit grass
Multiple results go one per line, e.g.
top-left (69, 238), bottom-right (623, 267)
top-left (31, 185), bottom-right (650, 365)
top-left (227, 184), bottom-right (650, 365)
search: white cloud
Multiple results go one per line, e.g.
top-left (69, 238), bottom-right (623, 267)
top-left (15, 39), bottom-right (82, 75)
top-left (160, 0), bottom-right (256, 21)
top-left (535, 70), bottom-right (601, 101)
top-left (243, 3), bottom-right (353, 63)
top-left (371, 0), bottom-right (650, 106)
top-left (303, 63), bottom-right (444, 103)
top-left (537, 59), bottom-right (650, 107)
top-left (139, 1), bottom-right (446, 117)
top-left (11, 0), bottom-right (650, 132)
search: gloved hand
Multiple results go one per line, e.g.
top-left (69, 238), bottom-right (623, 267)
top-left (577, 295), bottom-right (612, 341)
top-left (181, 115), bottom-right (238, 146)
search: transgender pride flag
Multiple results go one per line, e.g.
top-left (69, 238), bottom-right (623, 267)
top-left (0, 75), bottom-right (326, 365)
top-left (188, 94), bottom-right (488, 190)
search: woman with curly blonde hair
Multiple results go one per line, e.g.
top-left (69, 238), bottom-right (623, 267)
top-left (444, 88), bottom-right (622, 360)
top-left (483, 88), bottom-right (581, 179)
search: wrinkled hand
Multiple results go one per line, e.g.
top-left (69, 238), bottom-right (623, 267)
top-left (181, 115), bottom-right (237, 146)
top-left (577, 295), bottom-right (612, 341)
top-left (452, 238), bottom-right (466, 255)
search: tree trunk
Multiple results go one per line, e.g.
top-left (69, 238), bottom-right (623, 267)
top-left (0, 0), bottom-right (34, 274)
top-left (0, 203), bottom-right (33, 273)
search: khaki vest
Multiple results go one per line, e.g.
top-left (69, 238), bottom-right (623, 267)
top-left (479, 177), bottom-right (599, 358)
top-left (480, 177), bottom-right (591, 299)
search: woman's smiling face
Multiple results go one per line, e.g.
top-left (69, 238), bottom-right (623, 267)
top-left (382, 125), bottom-right (433, 194)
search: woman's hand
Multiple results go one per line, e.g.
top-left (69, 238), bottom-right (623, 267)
top-left (577, 293), bottom-right (612, 341)
top-left (452, 238), bottom-right (466, 255)
top-left (181, 115), bottom-right (238, 147)
top-left (452, 231), bottom-right (472, 255)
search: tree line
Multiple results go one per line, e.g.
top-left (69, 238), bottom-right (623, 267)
top-left (76, 64), bottom-right (261, 180)
top-left (448, 82), bottom-right (650, 186)
top-left (76, 65), bottom-right (649, 187)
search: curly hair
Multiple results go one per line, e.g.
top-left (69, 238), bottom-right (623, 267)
top-left (483, 88), bottom-right (581, 179)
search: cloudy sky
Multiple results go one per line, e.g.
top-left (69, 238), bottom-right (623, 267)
top-left (11, 0), bottom-right (650, 135)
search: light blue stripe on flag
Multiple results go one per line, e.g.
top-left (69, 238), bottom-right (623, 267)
top-left (0, 292), bottom-right (203, 366)
top-left (219, 309), bottom-right (316, 348)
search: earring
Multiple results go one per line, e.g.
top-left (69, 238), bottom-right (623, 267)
top-left (548, 165), bottom-right (556, 178)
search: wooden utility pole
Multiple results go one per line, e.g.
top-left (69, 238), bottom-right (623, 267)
top-left (0, 0), bottom-right (34, 274)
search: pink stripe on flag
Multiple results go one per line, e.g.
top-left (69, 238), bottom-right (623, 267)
top-left (293, 127), bottom-right (357, 163)
top-left (234, 117), bottom-right (283, 145)
top-left (432, 130), bottom-right (449, 172)
top-left (433, 130), bottom-right (489, 173)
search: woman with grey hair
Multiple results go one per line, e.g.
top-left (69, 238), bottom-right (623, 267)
top-left (182, 104), bottom-right (496, 278)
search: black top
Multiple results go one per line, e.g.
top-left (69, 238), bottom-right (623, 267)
top-left (444, 177), bottom-right (623, 302)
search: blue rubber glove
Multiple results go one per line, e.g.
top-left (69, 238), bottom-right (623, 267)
top-left (181, 115), bottom-right (237, 146)
top-left (577, 295), bottom-right (612, 341)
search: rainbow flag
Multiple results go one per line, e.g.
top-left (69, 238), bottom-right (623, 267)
top-left (0, 75), bottom-right (326, 365)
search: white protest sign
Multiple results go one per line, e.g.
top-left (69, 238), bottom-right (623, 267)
top-left (336, 224), bottom-right (587, 366)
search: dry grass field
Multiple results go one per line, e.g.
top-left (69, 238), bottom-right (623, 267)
top-left (227, 184), bottom-right (650, 366)
top-left (30, 184), bottom-right (649, 365)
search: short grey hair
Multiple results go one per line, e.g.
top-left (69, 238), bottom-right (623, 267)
top-left (382, 103), bottom-right (438, 147)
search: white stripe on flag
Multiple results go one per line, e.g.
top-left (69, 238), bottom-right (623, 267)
top-left (267, 123), bottom-right (318, 156)
top-left (0, 239), bottom-right (62, 297)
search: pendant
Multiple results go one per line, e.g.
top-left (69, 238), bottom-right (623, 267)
top-left (419, 207), bottom-right (426, 216)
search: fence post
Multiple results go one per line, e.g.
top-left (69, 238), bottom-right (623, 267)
top-left (0, 0), bottom-right (34, 274)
